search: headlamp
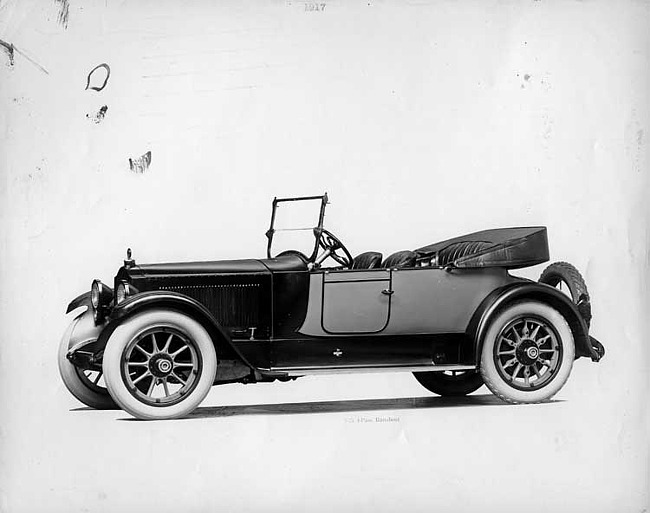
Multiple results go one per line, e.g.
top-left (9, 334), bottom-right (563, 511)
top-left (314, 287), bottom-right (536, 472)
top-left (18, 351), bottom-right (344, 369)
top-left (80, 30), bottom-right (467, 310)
top-left (91, 280), bottom-right (113, 310)
top-left (116, 281), bottom-right (135, 304)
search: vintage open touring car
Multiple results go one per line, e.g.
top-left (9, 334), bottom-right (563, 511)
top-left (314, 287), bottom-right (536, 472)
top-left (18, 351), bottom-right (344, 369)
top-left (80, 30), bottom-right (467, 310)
top-left (59, 194), bottom-right (604, 420)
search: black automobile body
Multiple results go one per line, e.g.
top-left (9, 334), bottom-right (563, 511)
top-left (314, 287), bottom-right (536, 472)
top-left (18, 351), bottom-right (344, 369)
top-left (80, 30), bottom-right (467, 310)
top-left (59, 194), bottom-right (604, 420)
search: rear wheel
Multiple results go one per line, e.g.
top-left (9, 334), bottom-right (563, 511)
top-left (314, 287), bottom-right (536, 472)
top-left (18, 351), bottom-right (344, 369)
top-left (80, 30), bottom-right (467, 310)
top-left (480, 300), bottom-right (575, 404)
top-left (103, 309), bottom-right (217, 420)
top-left (413, 370), bottom-right (483, 397)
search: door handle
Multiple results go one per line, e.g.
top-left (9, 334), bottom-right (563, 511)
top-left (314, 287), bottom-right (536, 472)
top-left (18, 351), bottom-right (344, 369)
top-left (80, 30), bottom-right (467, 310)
top-left (381, 289), bottom-right (394, 296)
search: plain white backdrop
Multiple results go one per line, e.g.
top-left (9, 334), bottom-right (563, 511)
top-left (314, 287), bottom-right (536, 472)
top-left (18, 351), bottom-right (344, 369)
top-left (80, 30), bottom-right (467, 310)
top-left (0, 1), bottom-right (648, 512)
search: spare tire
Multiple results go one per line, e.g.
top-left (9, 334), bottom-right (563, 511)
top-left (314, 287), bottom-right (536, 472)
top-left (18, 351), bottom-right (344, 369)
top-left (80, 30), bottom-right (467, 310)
top-left (539, 262), bottom-right (591, 327)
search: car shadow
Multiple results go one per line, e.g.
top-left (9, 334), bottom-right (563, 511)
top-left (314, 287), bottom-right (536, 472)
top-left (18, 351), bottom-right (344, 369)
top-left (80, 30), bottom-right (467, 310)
top-left (185, 395), bottom-right (496, 419)
top-left (180, 394), bottom-right (562, 421)
top-left (73, 394), bottom-right (563, 420)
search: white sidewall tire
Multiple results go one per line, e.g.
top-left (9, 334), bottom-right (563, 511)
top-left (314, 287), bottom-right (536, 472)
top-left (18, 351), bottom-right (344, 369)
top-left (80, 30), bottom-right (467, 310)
top-left (58, 319), bottom-right (118, 410)
top-left (480, 301), bottom-right (575, 404)
top-left (103, 309), bottom-right (217, 420)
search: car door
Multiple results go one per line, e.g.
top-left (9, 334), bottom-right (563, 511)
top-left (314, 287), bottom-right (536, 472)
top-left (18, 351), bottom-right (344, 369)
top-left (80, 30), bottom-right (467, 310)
top-left (321, 268), bottom-right (392, 334)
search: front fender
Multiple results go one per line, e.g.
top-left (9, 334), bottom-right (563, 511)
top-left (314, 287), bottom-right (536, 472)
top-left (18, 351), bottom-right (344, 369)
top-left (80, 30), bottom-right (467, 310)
top-left (468, 282), bottom-right (603, 365)
top-left (61, 295), bottom-right (110, 369)
top-left (66, 291), bottom-right (91, 314)
top-left (99, 290), bottom-right (256, 371)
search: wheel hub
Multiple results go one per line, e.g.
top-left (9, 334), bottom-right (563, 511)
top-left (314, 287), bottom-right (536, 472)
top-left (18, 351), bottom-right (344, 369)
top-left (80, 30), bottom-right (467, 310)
top-left (516, 340), bottom-right (540, 366)
top-left (149, 354), bottom-right (174, 378)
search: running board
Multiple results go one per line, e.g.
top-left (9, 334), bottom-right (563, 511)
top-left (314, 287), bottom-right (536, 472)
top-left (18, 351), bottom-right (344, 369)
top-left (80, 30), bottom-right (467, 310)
top-left (273, 364), bottom-right (476, 377)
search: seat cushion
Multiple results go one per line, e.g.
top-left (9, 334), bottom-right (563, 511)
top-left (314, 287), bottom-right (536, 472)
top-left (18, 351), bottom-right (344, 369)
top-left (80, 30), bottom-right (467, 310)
top-left (352, 251), bottom-right (383, 269)
top-left (437, 241), bottom-right (492, 266)
top-left (382, 250), bottom-right (416, 268)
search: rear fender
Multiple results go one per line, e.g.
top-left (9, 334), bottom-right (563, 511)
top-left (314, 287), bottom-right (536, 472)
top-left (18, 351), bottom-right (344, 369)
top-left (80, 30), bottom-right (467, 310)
top-left (468, 282), bottom-right (599, 365)
top-left (98, 291), bottom-right (256, 371)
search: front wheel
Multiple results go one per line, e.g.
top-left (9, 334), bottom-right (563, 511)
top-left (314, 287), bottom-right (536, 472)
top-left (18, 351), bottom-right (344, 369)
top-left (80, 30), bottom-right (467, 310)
top-left (480, 301), bottom-right (575, 404)
top-left (103, 309), bottom-right (217, 420)
top-left (413, 370), bottom-right (483, 397)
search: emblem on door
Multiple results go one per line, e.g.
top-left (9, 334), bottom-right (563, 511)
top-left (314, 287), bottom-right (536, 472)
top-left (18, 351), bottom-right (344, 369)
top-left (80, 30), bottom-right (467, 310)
top-left (333, 348), bottom-right (343, 357)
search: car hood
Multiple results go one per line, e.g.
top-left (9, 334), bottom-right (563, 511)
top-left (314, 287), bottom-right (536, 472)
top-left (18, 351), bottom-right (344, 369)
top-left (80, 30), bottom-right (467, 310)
top-left (133, 258), bottom-right (270, 276)
top-left (129, 253), bottom-right (308, 277)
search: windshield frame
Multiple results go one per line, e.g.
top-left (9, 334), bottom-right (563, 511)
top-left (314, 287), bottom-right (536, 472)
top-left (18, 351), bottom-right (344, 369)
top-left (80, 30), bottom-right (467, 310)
top-left (266, 193), bottom-right (329, 260)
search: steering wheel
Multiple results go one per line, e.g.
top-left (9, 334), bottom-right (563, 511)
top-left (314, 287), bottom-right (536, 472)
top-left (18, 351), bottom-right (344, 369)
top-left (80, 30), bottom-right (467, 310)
top-left (316, 229), bottom-right (354, 268)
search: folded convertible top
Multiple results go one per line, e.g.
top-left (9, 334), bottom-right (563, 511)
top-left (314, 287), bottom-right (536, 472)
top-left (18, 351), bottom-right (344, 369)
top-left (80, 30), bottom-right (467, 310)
top-left (415, 227), bottom-right (549, 269)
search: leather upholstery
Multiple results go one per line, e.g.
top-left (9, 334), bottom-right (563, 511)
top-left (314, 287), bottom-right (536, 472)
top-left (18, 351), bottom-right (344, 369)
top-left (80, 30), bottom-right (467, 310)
top-left (437, 241), bottom-right (491, 266)
top-left (382, 250), bottom-right (417, 268)
top-left (352, 251), bottom-right (383, 269)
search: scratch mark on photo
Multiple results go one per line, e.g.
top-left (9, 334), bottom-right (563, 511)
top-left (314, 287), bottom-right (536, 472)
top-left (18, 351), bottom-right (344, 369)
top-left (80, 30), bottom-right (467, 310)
top-left (85, 63), bottom-right (111, 91)
top-left (11, 45), bottom-right (49, 74)
top-left (0, 38), bottom-right (14, 66)
top-left (54, 0), bottom-right (70, 29)
top-left (86, 105), bottom-right (108, 124)
top-left (129, 151), bottom-right (151, 174)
